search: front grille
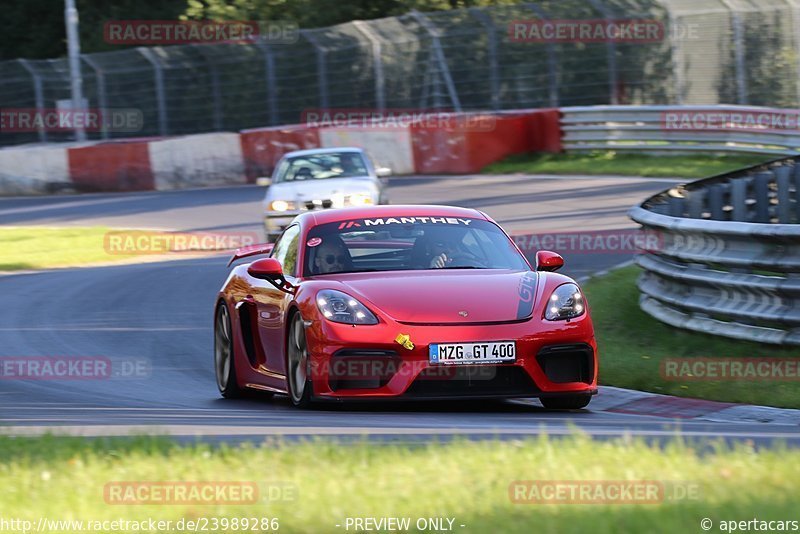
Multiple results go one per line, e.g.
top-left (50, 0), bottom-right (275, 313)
top-left (303, 199), bottom-right (333, 211)
top-left (536, 344), bottom-right (594, 384)
top-left (403, 366), bottom-right (538, 398)
top-left (328, 349), bottom-right (400, 391)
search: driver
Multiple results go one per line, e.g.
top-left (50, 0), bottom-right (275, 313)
top-left (412, 228), bottom-right (463, 269)
top-left (338, 153), bottom-right (361, 177)
top-left (427, 236), bottom-right (458, 268)
top-left (312, 237), bottom-right (352, 274)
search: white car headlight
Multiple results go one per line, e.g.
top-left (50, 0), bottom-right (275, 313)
top-left (544, 283), bottom-right (585, 321)
top-left (316, 290), bottom-right (378, 325)
top-left (331, 193), bottom-right (375, 208)
top-left (268, 200), bottom-right (296, 212)
top-left (347, 193), bottom-right (374, 206)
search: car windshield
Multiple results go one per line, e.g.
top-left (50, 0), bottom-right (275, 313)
top-left (303, 216), bottom-right (529, 276)
top-left (275, 152), bottom-right (369, 183)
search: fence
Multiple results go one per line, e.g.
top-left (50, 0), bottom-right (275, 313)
top-left (2, 0), bottom-right (800, 148)
top-left (562, 105), bottom-right (800, 155)
top-left (629, 155), bottom-right (800, 345)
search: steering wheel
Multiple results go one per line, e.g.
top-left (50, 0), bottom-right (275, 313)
top-left (441, 250), bottom-right (489, 268)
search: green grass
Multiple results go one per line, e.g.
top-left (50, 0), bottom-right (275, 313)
top-left (483, 151), bottom-right (771, 178)
top-left (1, 434), bottom-right (798, 533)
top-left (0, 226), bottom-right (186, 271)
top-left (0, 226), bottom-right (127, 271)
top-left (583, 266), bottom-right (800, 408)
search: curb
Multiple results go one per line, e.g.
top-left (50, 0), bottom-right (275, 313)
top-left (594, 386), bottom-right (800, 425)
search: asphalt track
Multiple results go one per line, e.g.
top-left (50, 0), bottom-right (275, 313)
top-left (3, 173), bottom-right (799, 445)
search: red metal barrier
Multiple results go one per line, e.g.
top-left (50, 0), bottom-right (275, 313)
top-left (411, 113), bottom-right (544, 174)
top-left (67, 140), bottom-right (154, 192)
top-left (239, 125), bottom-right (320, 183)
top-left (524, 109), bottom-right (563, 153)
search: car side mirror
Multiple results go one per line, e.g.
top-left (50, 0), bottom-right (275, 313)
top-left (535, 250), bottom-right (564, 272)
top-left (247, 258), bottom-right (295, 293)
top-left (375, 166), bottom-right (392, 178)
top-left (256, 177), bottom-right (272, 187)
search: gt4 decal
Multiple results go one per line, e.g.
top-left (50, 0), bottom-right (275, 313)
top-left (516, 272), bottom-right (537, 319)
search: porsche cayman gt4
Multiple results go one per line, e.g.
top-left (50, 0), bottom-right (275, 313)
top-left (214, 205), bottom-right (598, 409)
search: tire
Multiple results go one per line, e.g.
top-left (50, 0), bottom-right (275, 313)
top-left (214, 302), bottom-right (243, 398)
top-left (540, 394), bottom-right (592, 410)
top-left (287, 313), bottom-right (313, 408)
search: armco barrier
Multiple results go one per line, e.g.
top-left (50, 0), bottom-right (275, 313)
top-left (68, 140), bottom-right (154, 192)
top-left (319, 126), bottom-right (415, 175)
top-left (240, 125), bottom-right (321, 183)
top-left (411, 113), bottom-right (526, 175)
top-left (148, 133), bottom-right (247, 190)
top-left (0, 108), bottom-right (563, 194)
top-left (0, 144), bottom-right (70, 193)
top-left (562, 105), bottom-right (800, 156)
top-left (629, 155), bottom-right (800, 345)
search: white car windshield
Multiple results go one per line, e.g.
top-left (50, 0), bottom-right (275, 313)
top-left (275, 152), bottom-right (369, 183)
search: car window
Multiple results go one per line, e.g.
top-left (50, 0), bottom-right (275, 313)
top-left (303, 217), bottom-right (528, 276)
top-left (271, 225), bottom-right (300, 276)
top-left (274, 152), bottom-right (369, 183)
top-left (272, 159), bottom-right (290, 182)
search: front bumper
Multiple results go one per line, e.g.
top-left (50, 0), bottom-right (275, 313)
top-left (304, 315), bottom-right (598, 401)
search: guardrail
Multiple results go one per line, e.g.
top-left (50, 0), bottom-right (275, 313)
top-left (562, 105), bottom-right (800, 156)
top-left (628, 155), bottom-right (800, 345)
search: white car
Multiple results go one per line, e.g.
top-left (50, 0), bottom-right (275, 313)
top-left (259, 147), bottom-right (390, 241)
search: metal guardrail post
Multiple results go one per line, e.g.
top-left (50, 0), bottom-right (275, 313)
top-left (255, 42), bottom-right (279, 126)
top-left (302, 30), bottom-right (329, 111)
top-left (785, 0), bottom-right (800, 106)
top-left (468, 8), bottom-right (500, 111)
top-left (352, 21), bottom-right (386, 113)
top-left (586, 0), bottom-right (619, 105)
top-left (409, 10), bottom-right (462, 112)
top-left (789, 0), bottom-right (800, 107)
top-left (525, 2), bottom-right (559, 107)
top-left (753, 171), bottom-right (772, 223)
top-left (666, 10), bottom-right (686, 104)
top-left (81, 54), bottom-right (108, 140)
top-left (776, 166), bottom-right (792, 223)
top-left (192, 45), bottom-right (223, 132)
top-left (17, 59), bottom-right (47, 143)
top-left (137, 47), bottom-right (168, 137)
top-left (720, 0), bottom-right (748, 104)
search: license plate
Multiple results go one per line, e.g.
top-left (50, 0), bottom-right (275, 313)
top-left (429, 341), bottom-right (516, 365)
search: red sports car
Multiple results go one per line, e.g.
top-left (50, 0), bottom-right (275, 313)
top-left (214, 205), bottom-right (598, 409)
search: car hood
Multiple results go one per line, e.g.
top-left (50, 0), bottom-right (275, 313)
top-left (337, 270), bottom-right (539, 324)
top-left (266, 177), bottom-right (377, 202)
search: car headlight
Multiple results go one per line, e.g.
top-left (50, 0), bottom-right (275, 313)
top-left (268, 200), bottom-right (296, 212)
top-left (331, 193), bottom-right (375, 208)
top-left (544, 283), bottom-right (585, 321)
top-left (347, 193), bottom-right (374, 206)
top-left (316, 290), bottom-right (378, 325)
